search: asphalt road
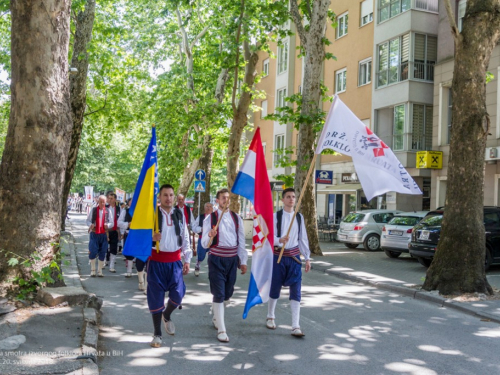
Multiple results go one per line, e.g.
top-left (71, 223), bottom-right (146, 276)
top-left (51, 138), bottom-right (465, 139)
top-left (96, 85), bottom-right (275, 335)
top-left (70, 214), bottom-right (500, 375)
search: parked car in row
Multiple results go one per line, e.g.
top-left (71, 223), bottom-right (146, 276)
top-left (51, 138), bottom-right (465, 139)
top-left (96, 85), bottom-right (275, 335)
top-left (408, 207), bottom-right (500, 270)
top-left (337, 209), bottom-right (402, 251)
top-left (381, 211), bottom-right (428, 258)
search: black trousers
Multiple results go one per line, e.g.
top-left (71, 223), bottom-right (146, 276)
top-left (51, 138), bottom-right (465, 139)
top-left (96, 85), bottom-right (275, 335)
top-left (106, 230), bottom-right (119, 261)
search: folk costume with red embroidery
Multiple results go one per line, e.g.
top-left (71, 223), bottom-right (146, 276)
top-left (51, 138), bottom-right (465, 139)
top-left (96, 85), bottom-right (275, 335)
top-left (86, 195), bottom-right (114, 277)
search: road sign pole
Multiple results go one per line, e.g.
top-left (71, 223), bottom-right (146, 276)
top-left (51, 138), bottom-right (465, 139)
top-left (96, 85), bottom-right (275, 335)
top-left (198, 191), bottom-right (201, 218)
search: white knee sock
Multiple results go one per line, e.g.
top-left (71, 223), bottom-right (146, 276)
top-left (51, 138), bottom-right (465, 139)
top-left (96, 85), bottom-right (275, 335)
top-left (90, 259), bottom-right (96, 273)
top-left (291, 300), bottom-right (300, 329)
top-left (213, 302), bottom-right (226, 333)
top-left (137, 271), bottom-right (144, 287)
top-left (127, 259), bottom-right (133, 273)
top-left (109, 254), bottom-right (116, 270)
top-left (267, 298), bottom-right (278, 319)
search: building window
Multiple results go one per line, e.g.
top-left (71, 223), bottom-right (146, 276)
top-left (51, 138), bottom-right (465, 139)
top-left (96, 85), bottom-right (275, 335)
top-left (277, 41), bottom-right (288, 74)
top-left (276, 88), bottom-right (287, 114)
top-left (335, 68), bottom-right (347, 94)
top-left (263, 59), bottom-right (269, 77)
top-left (336, 12), bottom-right (348, 39)
top-left (411, 104), bottom-right (433, 150)
top-left (378, 0), bottom-right (411, 23)
top-left (377, 33), bottom-right (436, 88)
top-left (393, 104), bottom-right (405, 151)
top-left (261, 100), bottom-right (268, 118)
top-left (360, 0), bottom-right (373, 26)
top-left (415, 0), bottom-right (439, 12)
top-left (458, 0), bottom-right (466, 32)
top-left (274, 134), bottom-right (285, 167)
top-left (359, 58), bottom-right (372, 86)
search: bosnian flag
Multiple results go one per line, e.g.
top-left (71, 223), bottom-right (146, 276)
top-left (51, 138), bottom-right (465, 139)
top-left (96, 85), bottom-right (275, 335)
top-left (316, 95), bottom-right (422, 201)
top-left (232, 128), bottom-right (274, 319)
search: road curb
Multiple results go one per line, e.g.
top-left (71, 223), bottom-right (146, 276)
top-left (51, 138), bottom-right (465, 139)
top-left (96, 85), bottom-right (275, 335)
top-left (311, 262), bottom-right (500, 325)
top-left (63, 220), bottom-right (102, 374)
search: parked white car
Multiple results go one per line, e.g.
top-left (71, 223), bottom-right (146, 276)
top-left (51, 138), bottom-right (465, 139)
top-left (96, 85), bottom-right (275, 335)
top-left (337, 210), bottom-right (402, 251)
top-left (381, 211), bottom-right (428, 258)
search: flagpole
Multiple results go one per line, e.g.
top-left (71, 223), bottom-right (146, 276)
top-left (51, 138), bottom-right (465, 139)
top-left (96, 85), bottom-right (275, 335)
top-left (207, 206), bottom-right (228, 248)
top-left (277, 153), bottom-right (318, 264)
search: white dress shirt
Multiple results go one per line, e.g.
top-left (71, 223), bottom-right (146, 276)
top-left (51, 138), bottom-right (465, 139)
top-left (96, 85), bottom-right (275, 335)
top-left (274, 210), bottom-right (310, 261)
top-left (157, 208), bottom-right (192, 263)
top-left (117, 209), bottom-right (129, 234)
top-left (191, 215), bottom-right (204, 234)
top-left (201, 209), bottom-right (248, 265)
top-left (86, 206), bottom-right (113, 229)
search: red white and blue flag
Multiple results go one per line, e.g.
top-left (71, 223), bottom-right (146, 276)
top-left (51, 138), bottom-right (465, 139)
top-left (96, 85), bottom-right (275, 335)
top-left (232, 128), bottom-right (274, 319)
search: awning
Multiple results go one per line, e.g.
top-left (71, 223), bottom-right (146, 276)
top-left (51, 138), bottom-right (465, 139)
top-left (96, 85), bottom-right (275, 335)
top-left (316, 184), bottom-right (362, 195)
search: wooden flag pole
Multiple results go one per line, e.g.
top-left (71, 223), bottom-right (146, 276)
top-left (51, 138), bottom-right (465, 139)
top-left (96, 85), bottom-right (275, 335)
top-left (207, 206), bottom-right (229, 248)
top-left (277, 153), bottom-right (318, 264)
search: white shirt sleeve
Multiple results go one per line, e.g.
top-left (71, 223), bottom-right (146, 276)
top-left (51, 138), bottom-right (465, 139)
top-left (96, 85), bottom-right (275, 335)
top-left (181, 219), bottom-right (193, 263)
top-left (106, 208), bottom-right (114, 229)
top-left (298, 214), bottom-right (310, 261)
top-left (191, 217), bottom-right (202, 234)
top-left (273, 213), bottom-right (280, 247)
top-left (117, 209), bottom-right (128, 232)
top-left (237, 216), bottom-right (248, 266)
top-left (201, 215), bottom-right (212, 249)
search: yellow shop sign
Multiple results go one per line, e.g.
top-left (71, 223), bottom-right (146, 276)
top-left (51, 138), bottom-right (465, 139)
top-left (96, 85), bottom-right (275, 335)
top-left (416, 151), bottom-right (443, 169)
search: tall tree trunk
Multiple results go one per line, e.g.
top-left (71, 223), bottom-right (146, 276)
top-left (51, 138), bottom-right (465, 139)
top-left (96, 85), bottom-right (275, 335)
top-left (0, 0), bottom-right (72, 280)
top-left (423, 0), bottom-right (500, 295)
top-left (289, 0), bottom-right (330, 256)
top-left (227, 39), bottom-right (258, 213)
top-left (60, 0), bottom-right (96, 230)
top-left (193, 134), bottom-right (213, 217)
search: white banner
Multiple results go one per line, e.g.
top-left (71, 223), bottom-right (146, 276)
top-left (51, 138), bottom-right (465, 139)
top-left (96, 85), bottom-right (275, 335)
top-left (115, 188), bottom-right (125, 202)
top-left (316, 96), bottom-right (422, 201)
top-left (84, 186), bottom-right (94, 202)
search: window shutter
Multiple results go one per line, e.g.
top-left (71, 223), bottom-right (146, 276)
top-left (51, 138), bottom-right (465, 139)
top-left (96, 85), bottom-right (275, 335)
top-left (401, 34), bottom-right (410, 63)
top-left (426, 36), bottom-right (437, 63)
top-left (361, 0), bottom-right (373, 18)
top-left (414, 34), bottom-right (426, 62)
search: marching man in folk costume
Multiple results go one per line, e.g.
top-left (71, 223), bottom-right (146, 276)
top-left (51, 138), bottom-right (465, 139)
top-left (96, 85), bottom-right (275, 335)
top-left (202, 188), bottom-right (247, 343)
top-left (118, 198), bottom-right (147, 289)
top-left (191, 202), bottom-right (214, 276)
top-left (86, 195), bottom-right (114, 277)
top-left (149, 184), bottom-right (191, 348)
top-left (267, 187), bottom-right (310, 337)
top-left (105, 192), bottom-right (121, 273)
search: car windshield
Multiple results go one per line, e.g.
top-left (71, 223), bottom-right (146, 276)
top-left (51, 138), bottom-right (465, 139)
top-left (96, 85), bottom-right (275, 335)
top-left (388, 216), bottom-right (421, 226)
top-left (419, 214), bottom-right (443, 227)
top-left (342, 213), bottom-right (366, 223)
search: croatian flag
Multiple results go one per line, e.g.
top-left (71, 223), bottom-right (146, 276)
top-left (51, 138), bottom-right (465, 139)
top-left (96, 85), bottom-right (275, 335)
top-left (232, 128), bottom-right (274, 319)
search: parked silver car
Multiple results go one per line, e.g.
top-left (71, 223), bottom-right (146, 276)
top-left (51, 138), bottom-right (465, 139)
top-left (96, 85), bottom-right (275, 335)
top-left (380, 211), bottom-right (428, 258)
top-left (337, 210), bottom-right (402, 251)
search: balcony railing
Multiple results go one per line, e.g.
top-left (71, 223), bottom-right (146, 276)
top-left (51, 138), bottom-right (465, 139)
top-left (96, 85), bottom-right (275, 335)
top-left (376, 61), bottom-right (435, 88)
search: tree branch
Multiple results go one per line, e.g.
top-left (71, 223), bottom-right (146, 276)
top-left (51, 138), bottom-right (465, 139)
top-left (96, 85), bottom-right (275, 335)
top-left (189, 25), bottom-right (209, 52)
top-left (290, 0), bottom-right (308, 46)
top-left (444, 0), bottom-right (460, 44)
top-left (84, 91), bottom-right (108, 117)
top-left (231, 0), bottom-right (245, 112)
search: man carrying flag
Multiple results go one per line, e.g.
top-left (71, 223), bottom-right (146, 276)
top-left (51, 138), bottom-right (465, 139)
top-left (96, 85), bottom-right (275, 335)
top-left (267, 188), bottom-right (310, 337)
top-left (231, 127), bottom-right (274, 323)
top-left (202, 188), bottom-right (247, 343)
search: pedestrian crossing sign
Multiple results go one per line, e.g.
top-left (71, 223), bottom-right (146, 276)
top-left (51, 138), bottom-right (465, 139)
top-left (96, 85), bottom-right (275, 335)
top-left (194, 181), bottom-right (206, 192)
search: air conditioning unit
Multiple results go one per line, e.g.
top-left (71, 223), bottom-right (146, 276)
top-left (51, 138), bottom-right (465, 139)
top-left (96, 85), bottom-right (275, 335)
top-left (485, 147), bottom-right (500, 161)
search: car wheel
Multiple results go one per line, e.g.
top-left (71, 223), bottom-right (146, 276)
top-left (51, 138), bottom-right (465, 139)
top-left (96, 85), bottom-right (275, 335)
top-left (363, 234), bottom-right (380, 251)
top-left (384, 249), bottom-right (401, 258)
top-left (485, 247), bottom-right (493, 271)
top-left (345, 243), bottom-right (359, 249)
top-left (417, 257), bottom-right (432, 267)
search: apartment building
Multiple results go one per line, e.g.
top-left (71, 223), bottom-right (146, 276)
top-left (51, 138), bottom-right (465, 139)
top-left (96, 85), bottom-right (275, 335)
top-left (253, 0), bottom-right (375, 217)
top-left (432, 1), bottom-right (500, 208)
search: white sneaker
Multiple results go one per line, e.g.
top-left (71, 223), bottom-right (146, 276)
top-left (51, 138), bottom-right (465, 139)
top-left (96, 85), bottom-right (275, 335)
top-left (90, 271), bottom-right (96, 277)
top-left (150, 336), bottom-right (162, 348)
top-left (109, 268), bottom-right (116, 273)
top-left (266, 318), bottom-right (276, 330)
top-left (194, 268), bottom-right (200, 277)
top-left (98, 271), bottom-right (104, 277)
top-left (164, 319), bottom-right (175, 336)
top-left (125, 273), bottom-right (132, 278)
top-left (291, 328), bottom-right (305, 337)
